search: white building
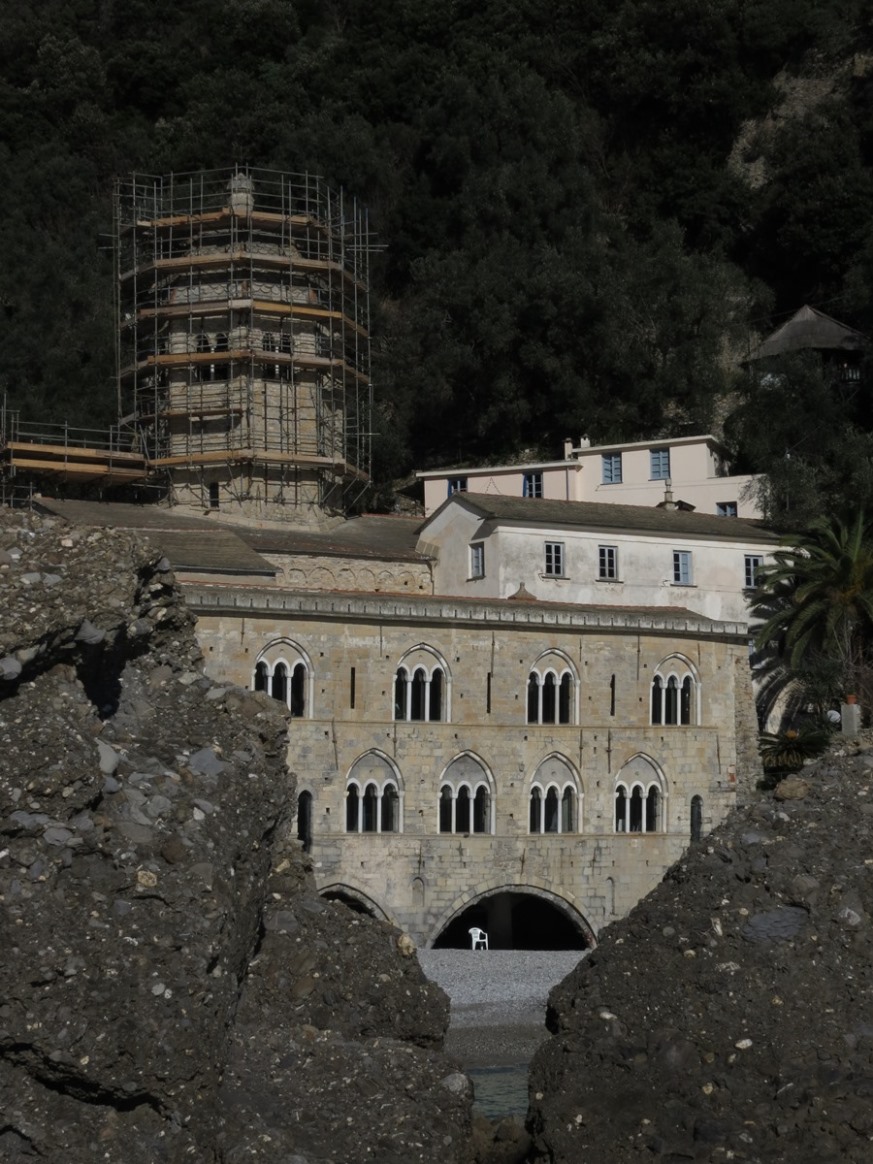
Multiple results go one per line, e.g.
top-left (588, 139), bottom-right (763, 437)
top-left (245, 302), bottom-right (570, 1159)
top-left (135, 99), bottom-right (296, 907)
top-left (417, 434), bottom-right (760, 519)
top-left (417, 493), bottom-right (777, 625)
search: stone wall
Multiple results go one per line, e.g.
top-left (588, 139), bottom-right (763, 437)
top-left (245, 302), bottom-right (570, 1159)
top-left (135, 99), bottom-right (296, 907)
top-left (190, 587), bottom-right (752, 945)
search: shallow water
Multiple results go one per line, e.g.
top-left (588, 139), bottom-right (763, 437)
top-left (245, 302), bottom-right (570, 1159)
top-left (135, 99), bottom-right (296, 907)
top-left (467, 1063), bottom-right (529, 1119)
top-left (419, 950), bottom-right (585, 1119)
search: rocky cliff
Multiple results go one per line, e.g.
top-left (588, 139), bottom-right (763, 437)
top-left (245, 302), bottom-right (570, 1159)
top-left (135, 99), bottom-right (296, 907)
top-left (0, 509), bottom-right (475, 1163)
top-left (529, 752), bottom-right (873, 1163)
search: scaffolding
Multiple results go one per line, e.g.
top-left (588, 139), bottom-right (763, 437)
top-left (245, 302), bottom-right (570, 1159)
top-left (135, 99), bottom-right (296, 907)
top-left (114, 167), bottom-right (373, 519)
top-left (0, 396), bottom-right (147, 489)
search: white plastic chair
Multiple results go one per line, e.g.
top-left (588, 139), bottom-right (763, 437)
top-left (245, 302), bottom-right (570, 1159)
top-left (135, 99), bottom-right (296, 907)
top-left (469, 926), bottom-right (488, 950)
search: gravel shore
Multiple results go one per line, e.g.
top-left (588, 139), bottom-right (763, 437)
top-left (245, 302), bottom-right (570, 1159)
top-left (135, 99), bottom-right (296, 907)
top-left (418, 950), bottom-right (585, 1067)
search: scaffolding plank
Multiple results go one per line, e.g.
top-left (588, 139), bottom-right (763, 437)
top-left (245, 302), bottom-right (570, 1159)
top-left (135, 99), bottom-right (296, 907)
top-left (130, 299), bottom-right (368, 336)
top-left (5, 442), bottom-right (144, 463)
top-left (7, 457), bottom-right (146, 480)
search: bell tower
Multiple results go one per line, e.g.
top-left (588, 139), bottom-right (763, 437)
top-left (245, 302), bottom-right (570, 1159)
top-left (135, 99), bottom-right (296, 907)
top-left (115, 168), bottom-right (372, 526)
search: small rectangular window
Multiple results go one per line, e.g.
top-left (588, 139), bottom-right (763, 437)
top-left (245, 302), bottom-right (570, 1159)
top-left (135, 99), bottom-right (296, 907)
top-left (470, 542), bottom-right (485, 578)
top-left (673, 550), bottom-right (693, 585)
top-left (745, 554), bottom-right (763, 589)
top-left (717, 501), bottom-right (738, 517)
top-left (523, 472), bottom-right (543, 498)
top-left (448, 477), bottom-right (467, 496)
top-left (545, 541), bottom-right (565, 576)
top-left (486, 671), bottom-right (492, 714)
top-left (598, 545), bottom-right (619, 580)
top-left (350, 666), bottom-right (356, 709)
top-left (602, 453), bottom-right (622, 484)
top-left (650, 448), bottom-right (670, 480)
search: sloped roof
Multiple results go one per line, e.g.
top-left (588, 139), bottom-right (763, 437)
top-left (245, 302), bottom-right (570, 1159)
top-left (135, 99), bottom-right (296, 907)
top-left (433, 493), bottom-right (775, 543)
top-left (746, 305), bottom-right (866, 361)
top-left (33, 499), bottom-right (425, 573)
top-left (240, 515), bottom-right (425, 561)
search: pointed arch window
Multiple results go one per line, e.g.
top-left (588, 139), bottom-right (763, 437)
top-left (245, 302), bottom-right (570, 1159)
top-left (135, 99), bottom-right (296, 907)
top-left (529, 756), bottom-right (581, 835)
top-left (437, 754), bottom-right (492, 834)
top-left (614, 756), bottom-right (664, 834)
top-left (252, 642), bottom-right (312, 717)
top-left (345, 754), bottom-right (403, 835)
top-left (394, 647), bottom-right (450, 722)
top-left (526, 654), bottom-right (577, 725)
top-left (651, 658), bottom-right (697, 726)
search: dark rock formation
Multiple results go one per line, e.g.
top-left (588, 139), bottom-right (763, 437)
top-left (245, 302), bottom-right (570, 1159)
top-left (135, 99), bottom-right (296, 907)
top-left (0, 510), bottom-right (474, 1163)
top-left (529, 747), bottom-right (873, 1163)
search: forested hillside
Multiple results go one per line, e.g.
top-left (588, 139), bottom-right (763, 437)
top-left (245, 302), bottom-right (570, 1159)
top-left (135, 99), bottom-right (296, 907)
top-left (1, 0), bottom-right (872, 493)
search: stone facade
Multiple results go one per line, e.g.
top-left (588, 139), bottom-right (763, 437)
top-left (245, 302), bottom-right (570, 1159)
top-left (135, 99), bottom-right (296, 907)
top-left (188, 585), bottom-right (754, 947)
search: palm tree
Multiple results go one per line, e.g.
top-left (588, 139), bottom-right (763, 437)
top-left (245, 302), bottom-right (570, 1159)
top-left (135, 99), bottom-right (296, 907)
top-left (752, 510), bottom-right (873, 703)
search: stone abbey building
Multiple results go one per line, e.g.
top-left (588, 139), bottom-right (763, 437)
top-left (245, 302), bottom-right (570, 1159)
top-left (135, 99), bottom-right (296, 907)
top-left (5, 168), bottom-right (771, 948)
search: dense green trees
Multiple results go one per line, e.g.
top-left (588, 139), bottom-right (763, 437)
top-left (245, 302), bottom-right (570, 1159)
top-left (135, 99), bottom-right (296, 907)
top-left (725, 353), bottom-right (873, 528)
top-left (1, 0), bottom-right (873, 481)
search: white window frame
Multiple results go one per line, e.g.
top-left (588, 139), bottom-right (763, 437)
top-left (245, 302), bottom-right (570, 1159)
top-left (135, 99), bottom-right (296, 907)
top-left (544, 541), bottom-right (565, 577)
top-left (717, 501), bottom-right (738, 517)
top-left (598, 544), bottom-right (619, 581)
top-left (523, 472), bottom-right (543, 498)
top-left (673, 550), bottom-right (693, 585)
top-left (602, 453), bottom-right (622, 484)
top-left (470, 542), bottom-right (485, 579)
top-left (650, 448), bottom-right (670, 480)
top-left (448, 477), bottom-right (468, 496)
top-left (744, 553), bottom-right (763, 589)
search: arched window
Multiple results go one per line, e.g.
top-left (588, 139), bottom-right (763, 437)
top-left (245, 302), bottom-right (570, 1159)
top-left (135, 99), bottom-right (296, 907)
top-left (690, 795), bottom-right (703, 842)
top-left (289, 662), bottom-right (306, 718)
top-left (252, 641), bottom-right (313, 717)
top-left (437, 754), bottom-right (492, 834)
top-left (526, 652), bottom-right (577, 725)
top-left (439, 785), bottom-right (453, 833)
top-left (529, 755), bottom-right (581, 835)
top-left (346, 783), bottom-right (359, 832)
top-left (651, 656), bottom-right (698, 726)
top-left (456, 786), bottom-right (471, 833)
top-left (529, 786), bottom-right (542, 832)
top-left (544, 787), bottom-right (559, 833)
top-left (362, 783), bottom-right (378, 832)
top-left (561, 786), bottom-right (574, 832)
top-left (614, 755), bottom-right (664, 834)
top-left (345, 753), bottom-right (403, 834)
top-left (394, 646), bottom-right (450, 722)
top-left (271, 662), bottom-right (288, 704)
top-left (297, 790), bottom-right (313, 853)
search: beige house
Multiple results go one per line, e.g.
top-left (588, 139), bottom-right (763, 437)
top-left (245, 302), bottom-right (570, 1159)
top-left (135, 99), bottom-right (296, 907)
top-left (417, 434), bottom-right (761, 519)
top-left (418, 493), bottom-right (777, 625)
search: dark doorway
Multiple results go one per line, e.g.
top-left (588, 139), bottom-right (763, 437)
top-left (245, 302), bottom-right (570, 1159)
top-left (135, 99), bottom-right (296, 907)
top-left (433, 891), bottom-right (590, 950)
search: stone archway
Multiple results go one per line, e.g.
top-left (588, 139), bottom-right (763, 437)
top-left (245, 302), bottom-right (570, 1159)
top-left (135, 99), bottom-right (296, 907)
top-left (429, 883), bottom-right (595, 950)
top-left (319, 883), bottom-right (393, 923)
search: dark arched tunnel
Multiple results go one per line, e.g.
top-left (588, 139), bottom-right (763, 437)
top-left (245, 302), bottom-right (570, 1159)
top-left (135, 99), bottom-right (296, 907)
top-left (432, 891), bottom-right (590, 950)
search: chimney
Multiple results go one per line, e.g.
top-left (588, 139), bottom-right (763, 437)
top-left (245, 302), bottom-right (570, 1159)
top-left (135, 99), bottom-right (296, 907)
top-left (663, 478), bottom-right (678, 511)
top-left (563, 438), bottom-right (573, 460)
